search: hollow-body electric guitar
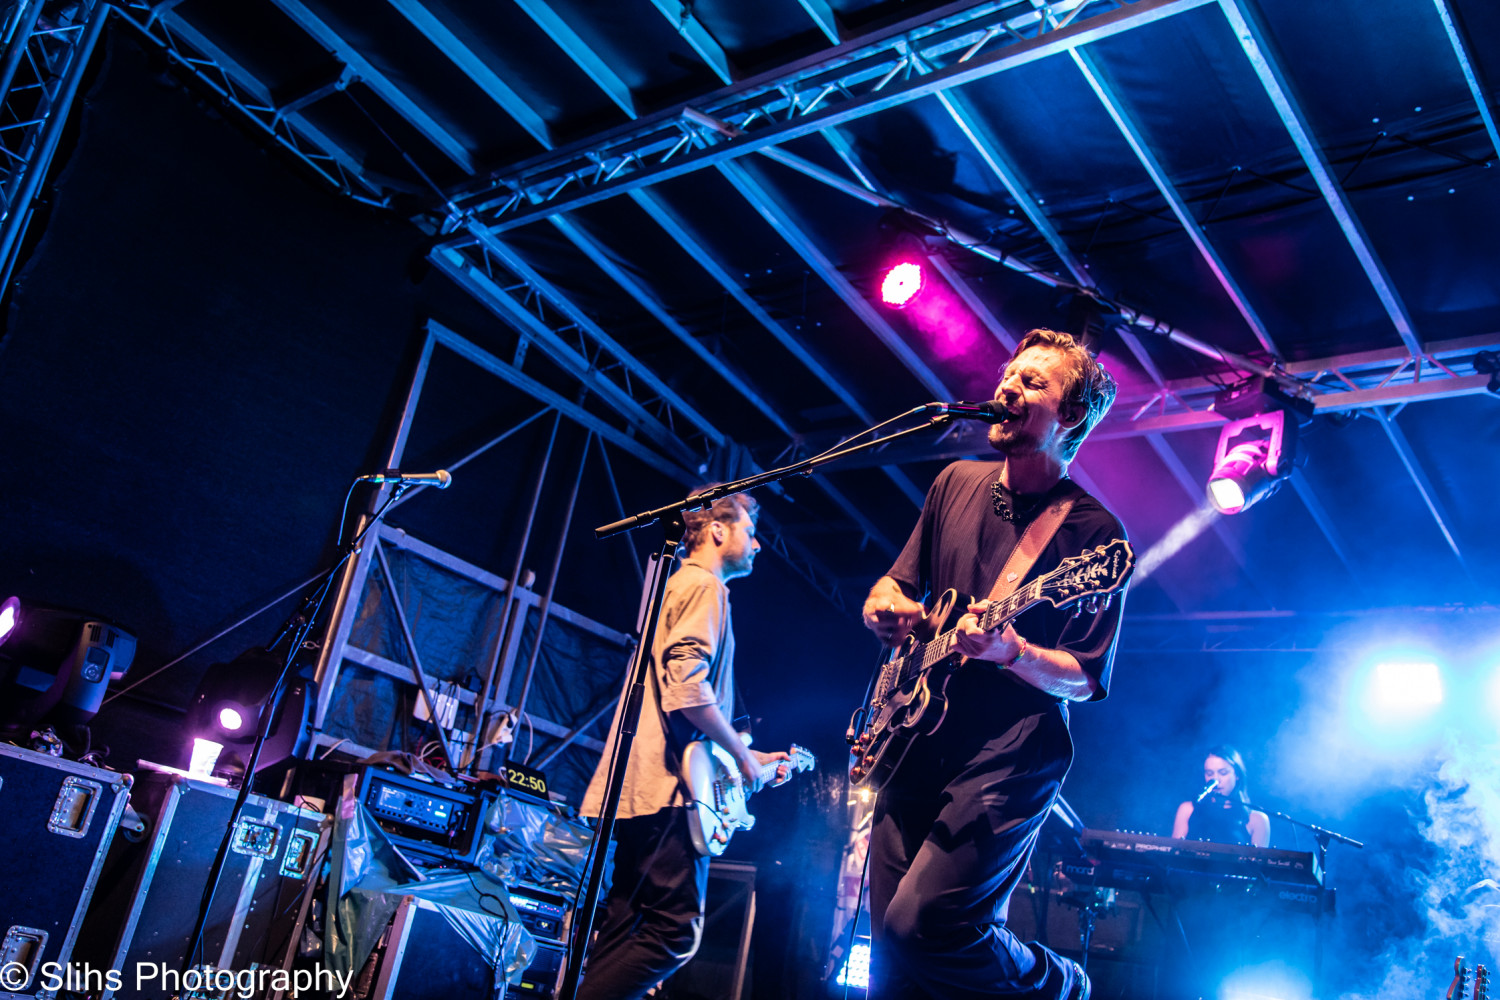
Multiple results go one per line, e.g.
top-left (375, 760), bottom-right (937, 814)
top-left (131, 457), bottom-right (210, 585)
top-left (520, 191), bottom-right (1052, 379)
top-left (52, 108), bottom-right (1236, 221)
top-left (682, 737), bottom-right (816, 856)
top-left (847, 538), bottom-right (1134, 791)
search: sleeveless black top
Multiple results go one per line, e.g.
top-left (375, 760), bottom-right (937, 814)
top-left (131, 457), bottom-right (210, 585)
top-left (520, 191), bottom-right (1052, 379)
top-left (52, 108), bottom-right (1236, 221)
top-left (1188, 793), bottom-right (1252, 845)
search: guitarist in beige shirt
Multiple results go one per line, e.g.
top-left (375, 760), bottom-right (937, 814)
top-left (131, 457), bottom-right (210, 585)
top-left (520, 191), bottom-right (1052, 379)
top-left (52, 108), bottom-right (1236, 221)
top-left (577, 491), bottom-right (788, 1000)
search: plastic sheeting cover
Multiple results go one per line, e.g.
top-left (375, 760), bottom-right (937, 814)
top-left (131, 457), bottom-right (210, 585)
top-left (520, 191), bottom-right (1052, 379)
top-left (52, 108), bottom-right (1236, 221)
top-left (328, 794), bottom-right (535, 986)
top-left (481, 792), bottom-right (610, 898)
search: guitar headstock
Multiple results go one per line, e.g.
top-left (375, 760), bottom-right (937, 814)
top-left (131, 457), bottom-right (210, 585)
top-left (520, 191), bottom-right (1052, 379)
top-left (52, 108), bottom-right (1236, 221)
top-left (1450, 955), bottom-right (1471, 1000)
top-left (1475, 964), bottom-right (1488, 1000)
top-left (1037, 538), bottom-right (1135, 611)
top-left (788, 744), bottom-right (818, 773)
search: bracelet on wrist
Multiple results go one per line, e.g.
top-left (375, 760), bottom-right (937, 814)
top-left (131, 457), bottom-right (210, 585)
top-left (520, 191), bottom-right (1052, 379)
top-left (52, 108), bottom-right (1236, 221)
top-left (1002, 635), bottom-right (1029, 668)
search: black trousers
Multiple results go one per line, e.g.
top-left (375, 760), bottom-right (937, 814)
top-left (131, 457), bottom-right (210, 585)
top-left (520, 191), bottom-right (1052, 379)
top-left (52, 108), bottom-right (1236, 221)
top-left (576, 807), bottom-right (709, 1000)
top-left (868, 683), bottom-right (1078, 999)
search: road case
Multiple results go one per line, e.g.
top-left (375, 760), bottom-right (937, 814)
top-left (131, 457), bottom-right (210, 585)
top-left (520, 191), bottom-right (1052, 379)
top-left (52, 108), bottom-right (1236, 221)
top-left (0, 743), bottom-right (131, 1000)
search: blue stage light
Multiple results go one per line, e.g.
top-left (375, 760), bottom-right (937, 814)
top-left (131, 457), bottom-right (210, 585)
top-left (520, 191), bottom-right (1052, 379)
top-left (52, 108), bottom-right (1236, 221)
top-left (836, 941), bottom-right (871, 990)
top-left (1218, 961), bottom-right (1312, 1000)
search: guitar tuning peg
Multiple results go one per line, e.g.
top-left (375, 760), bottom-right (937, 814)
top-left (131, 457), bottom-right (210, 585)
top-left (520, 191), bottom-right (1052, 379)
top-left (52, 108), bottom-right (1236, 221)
top-left (1102, 594), bottom-right (1113, 611)
top-left (1071, 604), bottom-right (1083, 618)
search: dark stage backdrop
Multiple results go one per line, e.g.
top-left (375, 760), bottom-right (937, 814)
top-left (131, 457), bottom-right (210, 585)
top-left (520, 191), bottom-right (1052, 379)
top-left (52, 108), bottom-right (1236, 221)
top-left (0, 27), bottom-right (491, 765)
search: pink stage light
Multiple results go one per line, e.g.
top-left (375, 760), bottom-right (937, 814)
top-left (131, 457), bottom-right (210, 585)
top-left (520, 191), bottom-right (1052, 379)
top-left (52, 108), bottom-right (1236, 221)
top-left (218, 705), bottom-right (246, 732)
top-left (880, 261), bottom-right (924, 308)
top-left (0, 597), bottom-right (18, 644)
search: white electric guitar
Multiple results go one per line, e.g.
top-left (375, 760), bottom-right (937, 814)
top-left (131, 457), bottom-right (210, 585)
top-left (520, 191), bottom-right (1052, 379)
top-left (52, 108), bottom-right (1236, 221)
top-left (681, 736), bottom-right (816, 857)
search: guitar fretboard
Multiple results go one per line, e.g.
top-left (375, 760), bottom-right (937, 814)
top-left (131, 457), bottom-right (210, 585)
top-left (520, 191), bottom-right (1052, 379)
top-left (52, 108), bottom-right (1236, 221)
top-left (874, 581), bottom-right (1043, 703)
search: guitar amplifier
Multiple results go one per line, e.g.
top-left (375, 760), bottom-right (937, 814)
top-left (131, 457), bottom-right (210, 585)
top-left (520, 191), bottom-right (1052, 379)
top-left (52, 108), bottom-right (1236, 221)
top-left (71, 767), bottom-right (326, 1000)
top-left (0, 743), bottom-right (131, 1000)
top-left (357, 766), bottom-right (491, 867)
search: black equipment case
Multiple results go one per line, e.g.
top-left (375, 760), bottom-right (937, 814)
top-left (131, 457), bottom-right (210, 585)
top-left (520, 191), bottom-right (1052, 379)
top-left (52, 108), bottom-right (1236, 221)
top-left (72, 768), bottom-right (327, 1000)
top-left (0, 743), bottom-right (131, 1000)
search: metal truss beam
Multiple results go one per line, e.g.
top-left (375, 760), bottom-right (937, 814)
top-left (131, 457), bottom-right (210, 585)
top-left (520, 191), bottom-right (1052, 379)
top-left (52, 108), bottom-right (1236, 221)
top-left (115, 4), bottom-right (384, 203)
top-left (428, 320), bottom-right (696, 483)
top-left (429, 243), bottom-right (713, 465)
top-left (717, 157), bottom-right (955, 402)
top-left (797, 0), bottom-right (841, 45)
top-left (459, 221), bottom-right (727, 449)
top-left (626, 186), bottom-right (926, 509)
top-left (513, 0), bottom-right (635, 119)
top-left (1430, 0), bottom-right (1500, 162)
top-left (441, 0), bottom-right (1214, 234)
top-left (1069, 47), bottom-right (1281, 358)
top-left (428, 319), bottom-right (850, 605)
top-left (268, 0), bottom-right (474, 173)
top-left (386, 0), bottom-right (552, 149)
top-left (0, 0), bottom-right (106, 293)
top-left (1097, 334), bottom-right (1500, 437)
top-left (824, 335), bottom-right (1500, 464)
top-left (546, 213), bottom-right (792, 438)
top-left (548, 211), bottom-right (902, 555)
top-left (1122, 604), bottom-right (1500, 654)
top-left (1287, 468), bottom-right (1359, 583)
top-left (648, 0), bottom-right (732, 85)
top-left (1374, 406), bottom-right (1469, 572)
top-left (1218, 0), bottom-right (1420, 357)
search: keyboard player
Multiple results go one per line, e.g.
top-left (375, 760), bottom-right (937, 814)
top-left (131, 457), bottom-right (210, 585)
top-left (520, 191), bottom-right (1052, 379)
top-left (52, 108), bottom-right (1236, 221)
top-left (1171, 745), bottom-right (1270, 848)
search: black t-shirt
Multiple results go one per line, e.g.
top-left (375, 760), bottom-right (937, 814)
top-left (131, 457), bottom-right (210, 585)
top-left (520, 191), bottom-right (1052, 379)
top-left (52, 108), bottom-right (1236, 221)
top-left (886, 460), bottom-right (1127, 701)
top-left (1188, 793), bottom-right (1253, 846)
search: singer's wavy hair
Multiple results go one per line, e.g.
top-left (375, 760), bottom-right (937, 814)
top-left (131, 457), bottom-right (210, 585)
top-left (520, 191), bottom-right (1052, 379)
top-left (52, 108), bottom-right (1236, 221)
top-left (680, 487), bottom-right (760, 555)
top-left (1008, 329), bottom-right (1117, 462)
top-left (1205, 744), bottom-right (1251, 804)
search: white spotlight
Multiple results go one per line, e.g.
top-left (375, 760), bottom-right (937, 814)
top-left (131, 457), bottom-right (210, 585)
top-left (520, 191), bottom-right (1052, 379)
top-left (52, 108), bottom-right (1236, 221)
top-left (1373, 661), bottom-right (1443, 709)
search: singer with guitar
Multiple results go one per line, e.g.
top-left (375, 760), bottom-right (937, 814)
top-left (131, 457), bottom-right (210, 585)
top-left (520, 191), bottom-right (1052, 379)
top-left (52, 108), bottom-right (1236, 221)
top-left (860, 329), bottom-right (1126, 1000)
top-left (576, 491), bottom-right (790, 1000)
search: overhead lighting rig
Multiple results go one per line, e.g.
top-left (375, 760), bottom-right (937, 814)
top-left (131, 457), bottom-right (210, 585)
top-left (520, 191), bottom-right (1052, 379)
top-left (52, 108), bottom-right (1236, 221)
top-left (1206, 377), bottom-right (1314, 515)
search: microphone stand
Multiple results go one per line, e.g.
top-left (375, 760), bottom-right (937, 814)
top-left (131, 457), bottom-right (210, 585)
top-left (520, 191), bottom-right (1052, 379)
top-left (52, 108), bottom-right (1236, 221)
top-left (1268, 809), bottom-right (1361, 997)
top-left (181, 480), bottom-right (414, 977)
top-left (557, 407), bottom-right (963, 1000)
top-left (1268, 809), bottom-right (1363, 869)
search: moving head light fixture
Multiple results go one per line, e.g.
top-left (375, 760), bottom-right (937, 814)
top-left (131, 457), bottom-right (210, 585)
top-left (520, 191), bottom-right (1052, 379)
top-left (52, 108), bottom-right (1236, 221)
top-left (0, 596), bottom-right (137, 730)
top-left (1207, 377), bottom-right (1314, 515)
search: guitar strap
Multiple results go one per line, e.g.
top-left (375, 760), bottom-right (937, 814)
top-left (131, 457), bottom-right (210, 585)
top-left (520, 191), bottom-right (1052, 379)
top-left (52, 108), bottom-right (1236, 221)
top-left (985, 482), bottom-right (1079, 605)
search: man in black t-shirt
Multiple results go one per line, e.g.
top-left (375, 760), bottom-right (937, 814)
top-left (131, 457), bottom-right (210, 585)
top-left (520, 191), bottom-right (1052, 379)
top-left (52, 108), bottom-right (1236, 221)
top-left (861, 329), bottom-right (1126, 1000)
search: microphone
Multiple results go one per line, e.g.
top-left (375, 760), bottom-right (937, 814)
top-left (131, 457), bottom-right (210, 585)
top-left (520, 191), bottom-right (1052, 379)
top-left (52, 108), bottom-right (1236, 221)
top-left (357, 469), bottom-right (453, 489)
top-left (1195, 780), bottom-right (1218, 804)
top-left (917, 401), bottom-right (1008, 423)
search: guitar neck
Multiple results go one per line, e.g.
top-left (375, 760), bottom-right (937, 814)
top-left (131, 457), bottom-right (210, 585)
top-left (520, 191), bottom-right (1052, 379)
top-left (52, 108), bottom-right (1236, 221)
top-left (917, 582), bottom-right (1041, 671)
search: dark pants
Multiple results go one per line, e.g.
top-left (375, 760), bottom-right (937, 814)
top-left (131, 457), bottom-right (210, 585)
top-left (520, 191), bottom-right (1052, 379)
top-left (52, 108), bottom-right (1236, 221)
top-left (576, 807), bottom-right (709, 1000)
top-left (868, 679), bottom-right (1079, 999)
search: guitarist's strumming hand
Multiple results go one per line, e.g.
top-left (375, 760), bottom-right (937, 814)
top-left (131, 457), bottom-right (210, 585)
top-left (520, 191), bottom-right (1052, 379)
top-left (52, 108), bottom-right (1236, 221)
top-left (862, 576), bottom-right (925, 645)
